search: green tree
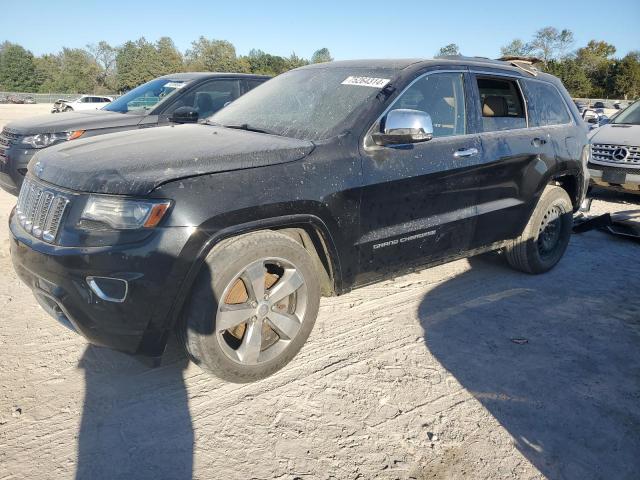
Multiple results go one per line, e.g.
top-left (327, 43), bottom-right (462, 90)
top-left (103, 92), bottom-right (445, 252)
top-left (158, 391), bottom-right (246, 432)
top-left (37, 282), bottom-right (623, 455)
top-left (53, 48), bottom-right (101, 93)
top-left (576, 40), bottom-right (617, 97)
top-left (116, 38), bottom-right (162, 91)
top-left (287, 52), bottom-right (309, 70)
top-left (500, 39), bottom-right (533, 57)
top-left (156, 37), bottom-right (184, 75)
top-left (311, 48), bottom-right (333, 64)
top-left (613, 51), bottom-right (640, 99)
top-left (0, 42), bottom-right (39, 91)
top-left (186, 37), bottom-right (248, 72)
top-left (436, 43), bottom-right (460, 57)
top-left (34, 54), bottom-right (62, 92)
top-left (245, 49), bottom-right (289, 75)
top-left (87, 41), bottom-right (118, 91)
top-left (529, 27), bottom-right (574, 63)
top-left (544, 58), bottom-right (591, 97)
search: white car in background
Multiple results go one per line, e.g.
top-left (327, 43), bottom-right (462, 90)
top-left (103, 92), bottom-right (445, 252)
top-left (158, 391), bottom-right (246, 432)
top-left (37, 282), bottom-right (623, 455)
top-left (588, 100), bottom-right (640, 195)
top-left (51, 95), bottom-right (113, 113)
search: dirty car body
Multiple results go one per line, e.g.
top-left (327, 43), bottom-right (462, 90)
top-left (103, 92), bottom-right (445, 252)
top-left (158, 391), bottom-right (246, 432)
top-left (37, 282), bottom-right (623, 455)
top-left (0, 72), bottom-right (269, 195)
top-left (10, 58), bottom-right (589, 378)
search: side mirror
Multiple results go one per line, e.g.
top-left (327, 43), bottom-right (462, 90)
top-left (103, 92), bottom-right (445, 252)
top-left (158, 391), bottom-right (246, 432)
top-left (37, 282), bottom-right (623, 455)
top-left (372, 109), bottom-right (434, 146)
top-left (171, 106), bottom-right (199, 124)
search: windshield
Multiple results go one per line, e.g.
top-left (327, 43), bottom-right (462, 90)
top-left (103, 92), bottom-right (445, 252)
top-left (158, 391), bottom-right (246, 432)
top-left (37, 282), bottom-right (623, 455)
top-left (612, 101), bottom-right (640, 125)
top-left (104, 78), bottom-right (189, 114)
top-left (210, 67), bottom-right (399, 141)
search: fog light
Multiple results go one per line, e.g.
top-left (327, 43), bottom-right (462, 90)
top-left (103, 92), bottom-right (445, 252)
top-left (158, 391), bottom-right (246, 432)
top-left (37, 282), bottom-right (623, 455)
top-left (87, 276), bottom-right (128, 303)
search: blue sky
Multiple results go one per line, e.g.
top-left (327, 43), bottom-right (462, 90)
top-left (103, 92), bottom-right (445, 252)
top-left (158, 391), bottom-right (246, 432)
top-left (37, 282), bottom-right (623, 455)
top-left (3, 0), bottom-right (639, 59)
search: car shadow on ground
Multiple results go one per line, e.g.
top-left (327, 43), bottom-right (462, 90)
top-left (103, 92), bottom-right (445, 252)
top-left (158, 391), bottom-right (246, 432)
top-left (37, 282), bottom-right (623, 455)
top-left (590, 187), bottom-right (640, 206)
top-left (75, 337), bottom-right (193, 480)
top-left (418, 247), bottom-right (640, 479)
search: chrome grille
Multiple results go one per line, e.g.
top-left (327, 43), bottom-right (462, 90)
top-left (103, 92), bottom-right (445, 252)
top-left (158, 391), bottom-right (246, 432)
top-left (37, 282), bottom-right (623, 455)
top-left (16, 177), bottom-right (69, 244)
top-left (0, 128), bottom-right (21, 147)
top-left (591, 144), bottom-right (640, 166)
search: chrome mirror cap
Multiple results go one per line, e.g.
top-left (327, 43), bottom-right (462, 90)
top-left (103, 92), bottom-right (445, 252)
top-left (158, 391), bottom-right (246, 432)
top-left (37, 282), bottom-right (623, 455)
top-left (372, 109), bottom-right (434, 146)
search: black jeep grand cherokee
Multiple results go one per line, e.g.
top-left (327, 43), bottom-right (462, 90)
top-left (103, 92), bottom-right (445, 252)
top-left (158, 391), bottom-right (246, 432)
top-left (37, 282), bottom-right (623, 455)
top-left (10, 58), bottom-right (589, 382)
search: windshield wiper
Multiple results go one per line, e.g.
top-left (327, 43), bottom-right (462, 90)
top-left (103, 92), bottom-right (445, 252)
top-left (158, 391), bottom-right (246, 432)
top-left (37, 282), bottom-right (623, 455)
top-left (221, 123), bottom-right (280, 136)
top-left (202, 120), bottom-right (282, 136)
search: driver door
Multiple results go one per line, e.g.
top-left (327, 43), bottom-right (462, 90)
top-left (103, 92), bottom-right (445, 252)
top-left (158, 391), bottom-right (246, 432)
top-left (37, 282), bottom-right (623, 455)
top-left (357, 70), bottom-right (483, 284)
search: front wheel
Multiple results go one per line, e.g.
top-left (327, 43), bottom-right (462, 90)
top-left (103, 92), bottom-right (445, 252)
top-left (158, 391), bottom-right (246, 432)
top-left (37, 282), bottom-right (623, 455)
top-left (505, 185), bottom-right (573, 274)
top-left (179, 231), bottom-right (321, 383)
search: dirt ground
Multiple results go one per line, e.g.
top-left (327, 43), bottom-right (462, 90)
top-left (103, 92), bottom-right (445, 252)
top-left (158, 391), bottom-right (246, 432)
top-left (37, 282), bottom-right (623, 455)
top-left (0, 105), bottom-right (639, 480)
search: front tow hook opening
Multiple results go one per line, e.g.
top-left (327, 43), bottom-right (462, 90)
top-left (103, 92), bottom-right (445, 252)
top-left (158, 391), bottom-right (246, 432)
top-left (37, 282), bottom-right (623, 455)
top-left (86, 276), bottom-right (129, 303)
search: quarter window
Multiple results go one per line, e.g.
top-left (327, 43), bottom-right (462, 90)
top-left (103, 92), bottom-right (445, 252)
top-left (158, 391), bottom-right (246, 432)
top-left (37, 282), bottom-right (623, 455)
top-left (392, 72), bottom-right (466, 138)
top-left (526, 81), bottom-right (572, 127)
top-left (476, 77), bottom-right (526, 132)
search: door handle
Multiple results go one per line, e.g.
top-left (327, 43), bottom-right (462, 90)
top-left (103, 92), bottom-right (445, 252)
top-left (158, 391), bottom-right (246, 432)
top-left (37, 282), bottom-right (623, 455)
top-left (531, 137), bottom-right (548, 147)
top-left (453, 147), bottom-right (479, 158)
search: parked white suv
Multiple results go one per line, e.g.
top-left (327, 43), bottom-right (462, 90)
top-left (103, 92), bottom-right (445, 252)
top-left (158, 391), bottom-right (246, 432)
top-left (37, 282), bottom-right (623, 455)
top-left (52, 95), bottom-right (113, 113)
top-left (588, 100), bottom-right (640, 194)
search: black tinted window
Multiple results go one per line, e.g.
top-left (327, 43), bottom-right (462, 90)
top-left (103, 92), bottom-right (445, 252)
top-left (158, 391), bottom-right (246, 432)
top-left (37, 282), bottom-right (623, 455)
top-left (526, 81), bottom-right (572, 127)
top-left (476, 77), bottom-right (526, 132)
top-left (246, 79), bottom-right (265, 90)
top-left (164, 80), bottom-right (241, 117)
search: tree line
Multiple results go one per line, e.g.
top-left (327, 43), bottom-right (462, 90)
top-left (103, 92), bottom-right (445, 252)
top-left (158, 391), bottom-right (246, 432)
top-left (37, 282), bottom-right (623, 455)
top-left (437, 27), bottom-right (639, 100)
top-left (1, 29), bottom-right (638, 99)
top-left (0, 37), bottom-right (333, 94)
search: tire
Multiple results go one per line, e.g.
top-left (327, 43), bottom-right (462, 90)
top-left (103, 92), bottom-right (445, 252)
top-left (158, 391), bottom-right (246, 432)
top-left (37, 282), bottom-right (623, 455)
top-left (505, 185), bottom-right (573, 274)
top-left (179, 230), bottom-right (321, 382)
top-left (64, 106), bottom-right (72, 112)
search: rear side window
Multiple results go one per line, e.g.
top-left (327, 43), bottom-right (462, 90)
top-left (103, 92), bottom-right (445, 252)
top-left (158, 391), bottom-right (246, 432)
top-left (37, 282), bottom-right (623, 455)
top-left (526, 81), bottom-right (572, 127)
top-left (476, 77), bottom-right (526, 132)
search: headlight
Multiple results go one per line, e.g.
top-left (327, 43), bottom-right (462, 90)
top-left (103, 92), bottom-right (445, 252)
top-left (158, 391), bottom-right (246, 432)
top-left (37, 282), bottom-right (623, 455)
top-left (80, 196), bottom-right (171, 230)
top-left (21, 130), bottom-right (85, 148)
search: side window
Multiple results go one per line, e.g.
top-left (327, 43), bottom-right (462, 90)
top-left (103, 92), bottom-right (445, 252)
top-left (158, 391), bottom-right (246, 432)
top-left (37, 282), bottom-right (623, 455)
top-left (526, 81), bottom-right (572, 127)
top-left (246, 79), bottom-right (265, 91)
top-left (476, 77), bottom-right (526, 132)
top-left (391, 72), bottom-right (466, 138)
top-left (164, 80), bottom-right (241, 117)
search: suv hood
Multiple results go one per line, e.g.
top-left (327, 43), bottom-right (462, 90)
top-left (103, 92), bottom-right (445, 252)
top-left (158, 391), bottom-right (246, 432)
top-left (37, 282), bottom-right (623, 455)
top-left (589, 123), bottom-right (640, 145)
top-left (30, 124), bottom-right (314, 195)
top-left (5, 110), bottom-right (142, 135)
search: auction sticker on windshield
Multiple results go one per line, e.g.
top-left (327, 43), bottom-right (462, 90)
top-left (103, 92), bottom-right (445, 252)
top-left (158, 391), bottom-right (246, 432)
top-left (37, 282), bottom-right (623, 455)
top-left (341, 76), bottom-right (390, 88)
top-left (164, 82), bottom-right (187, 89)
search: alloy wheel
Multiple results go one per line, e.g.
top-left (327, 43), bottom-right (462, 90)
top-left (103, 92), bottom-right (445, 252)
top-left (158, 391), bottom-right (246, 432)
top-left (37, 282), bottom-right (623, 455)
top-left (215, 257), bottom-right (308, 365)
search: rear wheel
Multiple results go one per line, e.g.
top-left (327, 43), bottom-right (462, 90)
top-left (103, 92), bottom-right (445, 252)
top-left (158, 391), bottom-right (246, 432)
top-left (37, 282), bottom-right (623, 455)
top-left (180, 231), bottom-right (320, 382)
top-left (505, 185), bottom-right (573, 274)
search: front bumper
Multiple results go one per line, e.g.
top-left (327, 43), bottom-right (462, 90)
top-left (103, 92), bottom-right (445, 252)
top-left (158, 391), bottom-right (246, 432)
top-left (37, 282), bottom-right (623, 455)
top-left (588, 162), bottom-right (640, 195)
top-left (9, 209), bottom-right (194, 355)
top-left (0, 145), bottom-right (37, 195)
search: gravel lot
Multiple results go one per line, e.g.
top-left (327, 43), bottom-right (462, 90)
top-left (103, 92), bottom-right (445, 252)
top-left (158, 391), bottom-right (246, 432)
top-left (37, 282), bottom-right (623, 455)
top-left (1, 104), bottom-right (639, 480)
